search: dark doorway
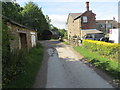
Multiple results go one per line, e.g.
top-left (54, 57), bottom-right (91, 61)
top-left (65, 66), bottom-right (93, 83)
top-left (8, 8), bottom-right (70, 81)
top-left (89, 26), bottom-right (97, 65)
top-left (20, 33), bottom-right (27, 49)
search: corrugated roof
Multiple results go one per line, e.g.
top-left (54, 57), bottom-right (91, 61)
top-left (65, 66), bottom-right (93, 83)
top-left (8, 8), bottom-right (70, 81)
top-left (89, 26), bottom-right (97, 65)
top-left (82, 29), bottom-right (103, 34)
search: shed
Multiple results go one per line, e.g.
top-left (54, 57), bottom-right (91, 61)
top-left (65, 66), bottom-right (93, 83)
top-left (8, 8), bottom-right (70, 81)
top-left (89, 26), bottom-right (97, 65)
top-left (2, 15), bottom-right (37, 51)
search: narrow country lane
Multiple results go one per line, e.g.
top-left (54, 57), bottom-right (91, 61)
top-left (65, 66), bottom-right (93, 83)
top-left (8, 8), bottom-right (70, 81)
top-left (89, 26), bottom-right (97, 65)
top-left (33, 40), bottom-right (115, 88)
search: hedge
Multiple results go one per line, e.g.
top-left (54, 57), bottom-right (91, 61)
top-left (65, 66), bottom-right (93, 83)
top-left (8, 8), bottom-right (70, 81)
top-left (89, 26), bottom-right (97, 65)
top-left (82, 40), bottom-right (120, 61)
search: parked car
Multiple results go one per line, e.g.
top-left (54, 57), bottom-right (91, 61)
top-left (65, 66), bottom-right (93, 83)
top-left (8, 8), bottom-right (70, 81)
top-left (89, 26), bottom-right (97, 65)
top-left (82, 34), bottom-right (94, 40)
top-left (99, 37), bottom-right (109, 42)
top-left (82, 33), bottom-right (105, 41)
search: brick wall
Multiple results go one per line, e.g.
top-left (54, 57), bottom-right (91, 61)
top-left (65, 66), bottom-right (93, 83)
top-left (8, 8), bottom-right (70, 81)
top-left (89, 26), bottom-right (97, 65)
top-left (81, 11), bottom-right (96, 29)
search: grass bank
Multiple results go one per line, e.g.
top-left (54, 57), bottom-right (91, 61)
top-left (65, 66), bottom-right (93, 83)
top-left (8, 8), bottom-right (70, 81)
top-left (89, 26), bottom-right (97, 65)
top-left (74, 46), bottom-right (120, 80)
top-left (82, 40), bottom-right (119, 61)
top-left (4, 43), bottom-right (44, 88)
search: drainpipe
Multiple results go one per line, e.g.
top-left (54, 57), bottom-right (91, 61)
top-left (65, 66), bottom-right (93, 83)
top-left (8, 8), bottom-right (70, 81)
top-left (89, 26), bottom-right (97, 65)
top-left (106, 21), bottom-right (108, 33)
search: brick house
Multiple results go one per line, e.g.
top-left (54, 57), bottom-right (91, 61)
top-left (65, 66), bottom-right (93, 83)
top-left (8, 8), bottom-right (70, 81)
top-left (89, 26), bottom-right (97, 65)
top-left (96, 17), bottom-right (119, 34)
top-left (2, 16), bottom-right (37, 52)
top-left (67, 1), bottom-right (100, 40)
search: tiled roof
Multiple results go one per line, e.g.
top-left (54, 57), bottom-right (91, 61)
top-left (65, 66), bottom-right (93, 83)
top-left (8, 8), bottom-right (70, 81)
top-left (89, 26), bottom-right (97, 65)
top-left (2, 15), bottom-right (36, 31)
top-left (96, 20), bottom-right (116, 23)
top-left (69, 13), bottom-right (82, 19)
top-left (96, 19), bottom-right (119, 28)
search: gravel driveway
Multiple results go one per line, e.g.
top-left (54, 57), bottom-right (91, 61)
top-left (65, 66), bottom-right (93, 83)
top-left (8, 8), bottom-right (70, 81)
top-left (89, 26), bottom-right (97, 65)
top-left (33, 40), bottom-right (115, 88)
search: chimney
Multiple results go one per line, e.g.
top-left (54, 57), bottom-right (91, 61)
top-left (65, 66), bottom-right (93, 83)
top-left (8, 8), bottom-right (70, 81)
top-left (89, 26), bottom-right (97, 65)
top-left (113, 17), bottom-right (115, 21)
top-left (86, 1), bottom-right (89, 11)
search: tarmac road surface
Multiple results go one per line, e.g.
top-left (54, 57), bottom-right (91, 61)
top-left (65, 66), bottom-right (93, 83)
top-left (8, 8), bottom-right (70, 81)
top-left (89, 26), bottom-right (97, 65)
top-left (33, 40), bottom-right (115, 88)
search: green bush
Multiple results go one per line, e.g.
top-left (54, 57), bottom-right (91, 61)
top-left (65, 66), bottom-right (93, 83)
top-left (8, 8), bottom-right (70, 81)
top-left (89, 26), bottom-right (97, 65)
top-left (3, 43), bottom-right (44, 88)
top-left (2, 49), bottom-right (27, 87)
top-left (82, 40), bottom-right (120, 61)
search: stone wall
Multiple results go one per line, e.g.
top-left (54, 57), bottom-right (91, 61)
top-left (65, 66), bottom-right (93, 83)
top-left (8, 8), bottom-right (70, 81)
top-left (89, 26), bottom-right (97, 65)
top-left (67, 15), bottom-right (81, 39)
top-left (67, 15), bottom-right (74, 39)
top-left (74, 18), bottom-right (81, 37)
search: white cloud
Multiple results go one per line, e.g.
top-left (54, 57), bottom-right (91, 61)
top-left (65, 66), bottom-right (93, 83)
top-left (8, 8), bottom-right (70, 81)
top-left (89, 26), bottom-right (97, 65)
top-left (96, 14), bottom-right (118, 21)
top-left (56, 0), bottom-right (119, 2)
top-left (16, 1), bottom-right (119, 28)
top-left (49, 14), bottom-right (68, 29)
top-left (16, 0), bottom-right (119, 2)
top-left (94, 8), bottom-right (118, 21)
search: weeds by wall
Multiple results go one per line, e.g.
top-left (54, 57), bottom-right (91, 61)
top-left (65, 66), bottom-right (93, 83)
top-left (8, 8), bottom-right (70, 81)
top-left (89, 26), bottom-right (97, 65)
top-left (2, 44), bottom-right (44, 88)
top-left (2, 49), bottom-right (27, 87)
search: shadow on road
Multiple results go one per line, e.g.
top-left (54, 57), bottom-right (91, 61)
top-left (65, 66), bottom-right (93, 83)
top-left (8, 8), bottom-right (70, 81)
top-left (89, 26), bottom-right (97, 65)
top-left (39, 40), bottom-right (66, 48)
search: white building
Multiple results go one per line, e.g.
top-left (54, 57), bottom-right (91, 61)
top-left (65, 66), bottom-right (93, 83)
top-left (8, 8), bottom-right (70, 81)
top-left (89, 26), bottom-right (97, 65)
top-left (109, 29), bottom-right (120, 43)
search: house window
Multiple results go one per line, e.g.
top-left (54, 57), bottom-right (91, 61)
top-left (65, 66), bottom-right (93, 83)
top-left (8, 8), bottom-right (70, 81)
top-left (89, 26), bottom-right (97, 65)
top-left (83, 16), bottom-right (88, 23)
top-left (107, 23), bottom-right (112, 28)
top-left (101, 24), bottom-right (105, 28)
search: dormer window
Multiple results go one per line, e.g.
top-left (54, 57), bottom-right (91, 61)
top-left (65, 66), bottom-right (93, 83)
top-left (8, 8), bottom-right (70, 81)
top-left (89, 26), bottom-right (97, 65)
top-left (83, 16), bottom-right (88, 23)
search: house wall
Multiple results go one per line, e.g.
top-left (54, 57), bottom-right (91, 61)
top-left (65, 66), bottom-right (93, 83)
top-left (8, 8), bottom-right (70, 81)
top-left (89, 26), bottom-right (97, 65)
top-left (67, 11), bottom-right (96, 39)
top-left (67, 15), bottom-right (74, 39)
top-left (96, 20), bottom-right (118, 33)
top-left (67, 15), bottom-right (82, 39)
top-left (74, 18), bottom-right (81, 38)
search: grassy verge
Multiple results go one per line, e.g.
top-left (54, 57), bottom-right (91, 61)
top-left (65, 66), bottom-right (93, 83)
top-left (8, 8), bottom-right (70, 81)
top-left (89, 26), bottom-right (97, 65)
top-left (4, 43), bottom-right (44, 88)
top-left (74, 46), bottom-right (120, 79)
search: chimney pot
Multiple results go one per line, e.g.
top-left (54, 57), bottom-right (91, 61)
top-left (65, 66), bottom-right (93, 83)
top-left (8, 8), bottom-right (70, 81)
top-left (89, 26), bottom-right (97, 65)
top-left (113, 17), bottom-right (115, 21)
top-left (86, 1), bottom-right (89, 11)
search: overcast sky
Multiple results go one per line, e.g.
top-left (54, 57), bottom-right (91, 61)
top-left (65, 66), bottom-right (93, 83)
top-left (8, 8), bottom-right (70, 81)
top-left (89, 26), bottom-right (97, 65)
top-left (16, 0), bottom-right (119, 29)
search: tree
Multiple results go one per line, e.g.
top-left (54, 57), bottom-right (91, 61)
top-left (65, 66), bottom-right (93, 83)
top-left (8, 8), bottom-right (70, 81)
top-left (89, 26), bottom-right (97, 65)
top-left (2, 1), bottom-right (50, 40)
top-left (21, 1), bottom-right (49, 39)
top-left (2, 2), bottom-right (23, 23)
top-left (58, 29), bottom-right (67, 39)
top-left (45, 15), bottom-right (51, 29)
top-left (51, 25), bottom-right (58, 31)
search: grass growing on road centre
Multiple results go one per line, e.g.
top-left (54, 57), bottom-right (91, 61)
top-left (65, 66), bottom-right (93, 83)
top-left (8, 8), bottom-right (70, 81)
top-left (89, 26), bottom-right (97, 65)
top-left (63, 41), bottom-right (69, 45)
top-left (5, 43), bottom-right (44, 88)
top-left (74, 46), bottom-right (120, 79)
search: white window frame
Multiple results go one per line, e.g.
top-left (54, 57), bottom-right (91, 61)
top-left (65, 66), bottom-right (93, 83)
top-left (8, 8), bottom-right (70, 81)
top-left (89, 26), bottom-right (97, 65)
top-left (83, 16), bottom-right (88, 23)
